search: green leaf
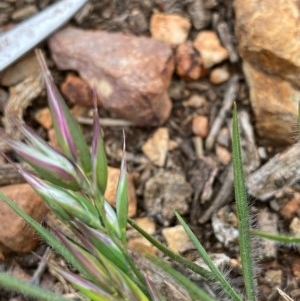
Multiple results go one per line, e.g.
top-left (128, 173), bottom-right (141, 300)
top-left (148, 256), bottom-right (215, 301)
top-left (54, 230), bottom-right (115, 295)
top-left (78, 221), bottom-right (130, 274)
top-left (91, 101), bottom-right (108, 194)
top-left (176, 212), bottom-right (243, 301)
top-left (116, 135), bottom-right (128, 244)
top-left (251, 230), bottom-right (300, 244)
top-left (23, 174), bottom-right (100, 228)
top-left (0, 272), bottom-right (71, 301)
top-left (128, 218), bottom-right (213, 280)
top-left (57, 268), bottom-right (121, 301)
top-left (97, 252), bottom-right (150, 301)
top-left (232, 103), bottom-right (257, 301)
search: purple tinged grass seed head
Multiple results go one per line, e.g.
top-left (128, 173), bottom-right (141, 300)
top-left (36, 50), bottom-right (77, 160)
top-left (2, 128), bottom-right (81, 189)
top-left (36, 50), bottom-right (91, 174)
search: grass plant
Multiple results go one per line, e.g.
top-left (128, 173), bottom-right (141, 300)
top-left (0, 51), bottom-right (295, 300)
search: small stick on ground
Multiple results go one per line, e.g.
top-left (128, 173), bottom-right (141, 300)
top-left (187, 0), bottom-right (210, 30)
top-left (246, 143), bottom-right (300, 201)
top-left (30, 247), bottom-right (51, 286)
top-left (217, 21), bottom-right (239, 63)
top-left (198, 165), bottom-right (233, 224)
top-left (205, 74), bottom-right (239, 150)
top-left (77, 116), bottom-right (134, 127)
top-left (0, 164), bottom-right (24, 186)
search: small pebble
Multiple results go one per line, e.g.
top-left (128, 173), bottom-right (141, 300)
top-left (183, 94), bottom-right (206, 108)
top-left (175, 42), bottom-right (205, 80)
top-left (216, 127), bottom-right (230, 148)
top-left (134, 217), bottom-right (156, 235)
top-left (12, 5), bottom-right (38, 21)
top-left (280, 193), bottom-right (300, 220)
top-left (144, 171), bottom-right (192, 224)
top-left (192, 115), bottom-right (209, 138)
top-left (150, 12), bottom-right (191, 46)
top-left (142, 127), bottom-right (169, 167)
top-left (210, 66), bottom-right (230, 84)
top-left (127, 237), bottom-right (157, 255)
top-left (34, 108), bottom-right (52, 129)
top-left (289, 217), bottom-right (300, 236)
top-left (265, 270), bottom-right (282, 287)
top-left (215, 144), bottom-right (231, 165)
top-left (0, 52), bottom-right (40, 86)
top-left (193, 31), bottom-right (229, 68)
top-left (257, 210), bottom-right (277, 261)
top-left (162, 225), bottom-right (194, 253)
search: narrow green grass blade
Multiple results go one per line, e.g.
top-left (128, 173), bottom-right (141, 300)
top-left (57, 268), bottom-right (120, 301)
top-left (232, 103), bottom-right (257, 301)
top-left (94, 135), bottom-right (108, 193)
top-left (96, 252), bottom-right (150, 301)
top-left (91, 100), bottom-right (108, 194)
top-left (251, 230), bottom-right (300, 244)
top-left (176, 212), bottom-right (243, 301)
top-left (0, 192), bottom-right (86, 277)
top-left (116, 135), bottom-right (128, 244)
top-left (78, 221), bottom-right (130, 273)
top-left (128, 218), bottom-right (213, 280)
top-left (0, 272), bottom-right (70, 301)
top-left (148, 255), bottom-right (216, 301)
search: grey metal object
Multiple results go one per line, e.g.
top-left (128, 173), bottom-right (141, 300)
top-left (0, 0), bottom-right (88, 72)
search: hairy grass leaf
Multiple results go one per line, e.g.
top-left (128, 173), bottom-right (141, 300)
top-left (176, 212), bottom-right (243, 301)
top-left (251, 230), bottom-right (300, 244)
top-left (148, 256), bottom-right (215, 301)
top-left (232, 103), bottom-right (257, 301)
top-left (128, 218), bottom-right (213, 280)
top-left (0, 272), bottom-right (70, 301)
top-left (116, 133), bottom-right (128, 244)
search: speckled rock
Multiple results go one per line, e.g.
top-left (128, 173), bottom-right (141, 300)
top-left (143, 171), bottom-right (192, 225)
top-left (49, 27), bottom-right (174, 126)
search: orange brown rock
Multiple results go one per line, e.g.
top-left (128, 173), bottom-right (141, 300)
top-left (175, 42), bottom-right (206, 80)
top-left (34, 107), bottom-right (52, 129)
top-left (234, 0), bottom-right (300, 88)
top-left (142, 127), bottom-right (169, 167)
top-left (194, 31), bottom-right (229, 68)
top-left (192, 115), bottom-right (209, 138)
top-left (150, 13), bottom-right (191, 46)
top-left (243, 62), bottom-right (299, 145)
top-left (0, 183), bottom-right (48, 253)
top-left (210, 66), bottom-right (230, 84)
top-left (61, 74), bottom-right (93, 107)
